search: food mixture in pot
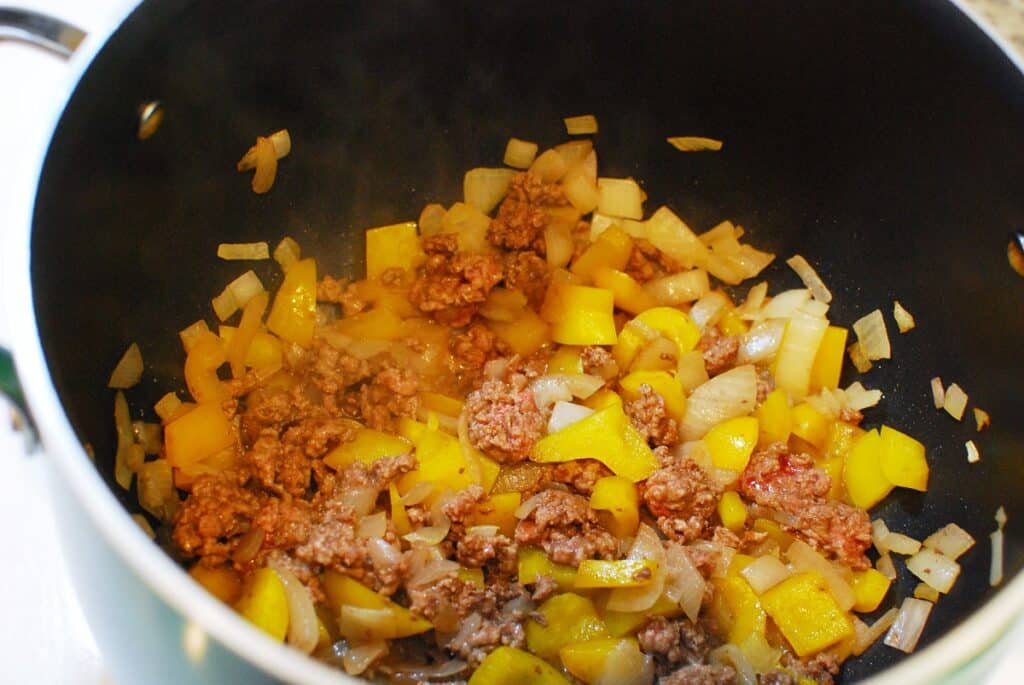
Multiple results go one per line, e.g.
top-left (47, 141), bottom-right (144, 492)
top-left (110, 126), bottom-right (985, 684)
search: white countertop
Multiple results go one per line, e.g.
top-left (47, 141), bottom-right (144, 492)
top-left (1, 1), bottom-right (1022, 683)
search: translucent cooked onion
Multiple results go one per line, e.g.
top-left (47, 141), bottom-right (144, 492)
top-left (529, 376), bottom-right (573, 410)
top-left (906, 548), bottom-right (961, 594)
top-left (643, 269), bottom-right (710, 305)
top-left (687, 541), bottom-right (735, 579)
top-left (564, 114), bottom-right (598, 135)
top-left (736, 320), bottom-right (785, 365)
top-left (249, 135), bottom-right (278, 194)
top-left (663, 542), bottom-right (705, 622)
top-left (709, 644), bottom-right (756, 685)
top-left (739, 555), bottom-right (791, 595)
top-left (667, 136), bottom-right (723, 152)
top-left (922, 523), bottom-right (975, 560)
top-left (548, 401), bottom-right (595, 434)
top-left (596, 638), bottom-right (655, 685)
top-left (408, 558), bottom-right (459, 589)
top-left (401, 481), bottom-right (434, 506)
top-left (786, 255), bottom-right (832, 303)
top-left (492, 462), bottom-right (548, 495)
top-left (688, 291), bottom-right (730, 330)
top-left (737, 281), bottom-right (768, 319)
top-left (991, 528), bottom-right (1005, 587)
top-left (844, 381), bottom-right (882, 410)
top-left (357, 512), bottom-right (388, 539)
top-left (853, 309), bottom-right (891, 361)
top-left (515, 492), bottom-right (545, 519)
top-left (679, 365), bottom-right (758, 441)
top-left (226, 269), bottom-right (266, 310)
top-left (676, 350), bottom-right (710, 392)
top-left (847, 341), bottom-right (873, 373)
top-left (943, 383), bottom-right (968, 421)
top-left (606, 525), bottom-right (667, 612)
top-left (341, 487), bottom-right (379, 517)
top-left (965, 440), bottom-right (980, 464)
top-left (268, 562), bottom-right (319, 655)
top-left (108, 342), bottom-right (144, 389)
top-left (342, 640), bottom-right (387, 675)
top-left (388, 659), bottom-right (469, 681)
top-left (483, 358), bottom-right (510, 379)
top-left (403, 524), bottom-right (451, 547)
top-left (884, 598), bottom-right (933, 653)
top-left (232, 528), bottom-right (265, 564)
top-left (758, 289), bottom-right (810, 320)
top-left (876, 552), bottom-right (897, 581)
top-left (786, 540), bottom-right (855, 611)
top-left (545, 225), bottom-right (575, 268)
top-left (853, 607), bottom-right (899, 656)
top-left (217, 242), bottom-right (270, 261)
top-left (893, 300), bottom-right (916, 332)
top-left (872, 518), bottom-right (891, 553)
top-left (504, 137), bottom-right (538, 169)
top-left (467, 525), bottom-right (500, 538)
top-left (883, 532), bottom-right (922, 556)
top-left (914, 583), bottom-right (940, 602)
top-left (464, 167), bottom-right (516, 214)
top-left (367, 537), bottom-right (403, 568)
top-left (930, 377), bottom-right (945, 409)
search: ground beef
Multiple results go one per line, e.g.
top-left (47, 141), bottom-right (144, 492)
top-left (503, 250), bottom-right (551, 307)
top-left (761, 652), bottom-right (840, 685)
top-left (699, 327), bottom-right (740, 377)
top-left (660, 665), bottom-right (737, 685)
top-left (839, 406), bottom-right (864, 425)
top-left (642, 458), bottom-right (720, 542)
top-left (487, 172), bottom-right (566, 252)
top-left (307, 340), bottom-right (373, 414)
top-left (637, 615), bottom-right (715, 670)
top-left (710, 526), bottom-right (769, 554)
top-left (447, 614), bottom-right (527, 668)
top-left (316, 274), bottom-right (349, 303)
top-left (580, 345), bottom-right (617, 377)
top-left (172, 469), bottom-right (262, 566)
top-left (550, 459), bottom-right (613, 496)
top-left (625, 384), bottom-right (680, 448)
top-left (410, 234), bottom-right (503, 327)
top-left (464, 375), bottom-right (545, 463)
top-left (756, 366), bottom-right (775, 403)
top-left (455, 531), bottom-right (517, 575)
top-left (625, 239), bottom-right (682, 283)
top-left (357, 365), bottom-right (420, 431)
top-left (514, 489), bottom-right (617, 566)
top-left (529, 574), bottom-right (559, 602)
top-left (449, 322), bottom-right (505, 379)
top-left (739, 443), bottom-right (872, 570)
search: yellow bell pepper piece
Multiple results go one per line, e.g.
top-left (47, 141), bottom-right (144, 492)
top-left (718, 491), bottom-right (748, 532)
top-left (418, 391), bottom-right (464, 417)
top-left (190, 564), bottom-right (243, 605)
top-left (619, 370), bottom-right (687, 421)
top-left (790, 403), bottom-right (829, 450)
top-left (843, 429), bottom-right (894, 509)
top-left (601, 595), bottom-right (683, 637)
top-left (334, 306), bottom-right (406, 341)
top-left (613, 307), bottom-right (700, 370)
top-left (850, 568), bottom-right (892, 613)
top-left (547, 346), bottom-right (584, 375)
top-left (518, 547), bottom-right (578, 590)
top-left (478, 453), bottom-right (501, 493)
top-left (165, 403), bottom-right (235, 472)
top-left (810, 326), bottom-right (848, 392)
top-left (347, 277), bottom-right (417, 318)
top-left (389, 484), bottom-right (412, 536)
top-left (531, 403), bottom-right (659, 482)
top-left (753, 518), bottom-right (795, 550)
top-left (487, 307), bottom-right (551, 356)
top-left (879, 425), bottom-right (929, 491)
top-left (225, 292), bottom-right (269, 378)
top-left (818, 455), bottom-right (846, 501)
top-left (398, 416), bottom-right (475, 503)
top-left (267, 257), bottom-right (317, 347)
top-left (760, 572), bottom-right (854, 657)
top-left (471, 492), bottom-right (522, 537)
top-left (221, 326), bottom-right (283, 371)
top-left (575, 559), bottom-right (658, 589)
top-left (704, 416), bottom-right (759, 471)
top-left (235, 567), bottom-right (289, 641)
top-left (323, 428), bottom-right (412, 470)
top-left (710, 575), bottom-right (766, 644)
top-left (590, 476), bottom-right (639, 538)
top-left (323, 571), bottom-right (432, 640)
top-left (756, 388), bottom-right (792, 447)
top-left (571, 226), bottom-right (634, 281)
top-left (542, 284), bottom-right (618, 345)
top-left (583, 388), bottom-right (622, 410)
top-left (184, 333), bottom-right (229, 404)
top-left (719, 309), bottom-right (749, 337)
top-left (458, 566), bottom-right (486, 588)
top-left (560, 638), bottom-right (644, 685)
top-left (468, 647), bottom-right (571, 685)
top-left (824, 421), bottom-right (863, 460)
top-left (322, 570), bottom-right (389, 609)
top-left (592, 267), bottom-right (659, 315)
top-left (365, 221), bottom-right (424, 279)
top-left (526, 593), bottom-right (610, 660)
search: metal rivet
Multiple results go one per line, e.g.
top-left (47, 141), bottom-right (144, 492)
top-left (137, 100), bottom-right (164, 140)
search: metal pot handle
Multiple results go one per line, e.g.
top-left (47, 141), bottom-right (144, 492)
top-left (0, 7), bottom-right (85, 432)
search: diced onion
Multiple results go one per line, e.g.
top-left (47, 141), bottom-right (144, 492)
top-left (342, 640), bottom-right (387, 676)
top-left (786, 255), bottom-right (832, 303)
top-left (786, 540), bottom-right (855, 611)
top-left (401, 481), bottom-right (434, 506)
top-left (564, 114), bottom-right (598, 135)
top-left (341, 487), bottom-right (379, 517)
top-left (108, 342), bottom-right (144, 389)
top-left (137, 459), bottom-right (179, 521)
top-left (922, 523), bottom-right (975, 560)
top-left (548, 401), bottom-right (595, 434)
top-left (709, 644), bottom-right (756, 685)
top-left (773, 309), bottom-right (828, 400)
top-left (663, 543), bottom-right (706, 623)
top-left (232, 528), bottom-right (265, 564)
top-left (596, 177), bottom-right (644, 220)
top-left (884, 598), bottom-right (933, 653)
top-left (736, 319), bottom-right (785, 365)
top-left (906, 548), bottom-right (961, 594)
top-left (973, 408), bottom-right (991, 431)
top-left (606, 525), bottom-right (667, 612)
top-left (739, 555), bottom-right (791, 594)
top-left (996, 507), bottom-right (1008, 528)
top-left (676, 350), bottom-right (710, 392)
top-left (688, 291), bottom-right (730, 331)
top-left (529, 376), bottom-right (573, 410)
top-left (595, 638), bottom-right (655, 685)
top-left (883, 532), bottom-right (922, 556)
top-left (667, 136), bottom-right (724, 152)
top-left (930, 377), bottom-right (945, 409)
top-left (853, 607), bottom-right (899, 655)
top-left (268, 563), bottom-right (319, 655)
top-left (408, 558), bottom-right (459, 589)
top-left (273, 236), bottom-right (301, 271)
top-left (154, 392), bottom-right (182, 422)
top-left (991, 528), bottom-right (1005, 587)
top-left (844, 381), bottom-right (883, 410)
top-left (250, 136), bottom-right (278, 194)
top-left (357, 512), bottom-right (388, 539)
top-left (466, 525), bottom-right (500, 538)
top-left (737, 282), bottom-right (768, 319)
top-left (699, 221), bottom-right (738, 245)
top-left (179, 319), bottom-right (211, 352)
top-left (847, 342), bottom-right (873, 373)
top-left (545, 224), bottom-right (575, 268)
top-left (687, 541), bottom-right (735, 579)
top-left (643, 269), bottom-right (710, 306)
top-left (914, 583), bottom-right (940, 602)
top-left (644, 206), bottom-right (709, 269)
top-left (758, 289), bottom-right (810, 320)
top-left (367, 537), bottom-right (403, 569)
top-left (943, 383), bottom-right (968, 420)
top-left (464, 167), bottom-right (516, 215)
top-left (217, 242), bottom-right (270, 261)
top-left (853, 309), bottom-right (891, 361)
top-left (514, 492), bottom-right (545, 519)
top-left (871, 519), bottom-right (891, 554)
top-left (876, 552), bottom-right (898, 580)
top-left (679, 365), bottom-right (758, 441)
top-left (965, 440), bottom-right (980, 464)
top-left (800, 299), bottom-right (829, 318)
top-left (503, 137), bottom-right (538, 169)
top-left (893, 300), bottom-right (916, 333)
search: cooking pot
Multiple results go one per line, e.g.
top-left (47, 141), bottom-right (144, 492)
top-left (3, 1), bottom-right (1024, 683)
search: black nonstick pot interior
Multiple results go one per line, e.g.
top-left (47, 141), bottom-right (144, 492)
top-left (30, 0), bottom-right (1024, 680)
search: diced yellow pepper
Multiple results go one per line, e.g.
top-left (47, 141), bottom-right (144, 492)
top-left (334, 306), bottom-right (406, 341)
top-left (458, 566), bottom-right (485, 588)
top-left (879, 425), bottom-right (929, 491)
top-left (481, 287), bottom-right (529, 322)
top-left (704, 416), bottom-right (759, 471)
top-left (531, 403), bottom-right (659, 482)
top-left (226, 291), bottom-right (269, 378)
top-left (756, 388), bottom-right (792, 447)
top-left (601, 595), bottom-right (683, 637)
top-left (590, 476), bottom-right (639, 538)
top-left (365, 221), bottom-right (424, 279)
top-left (728, 553), bottom-right (757, 575)
top-left (247, 332), bottom-right (283, 370)
top-left (526, 593), bottom-right (610, 660)
top-left (322, 570), bottom-right (389, 609)
top-left (718, 491), bottom-right (748, 532)
top-left (165, 403), bottom-right (235, 472)
top-left (547, 346), bottom-right (584, 374)
top-left (619, 370), bottom-right (687, 421)
top-left (468, 647), bottom-right (571, 685)
top-left (487, 308), bottom-right (551, 356)
top-left (583, 388), bottom-right (623, 411)
top-left (478, 453), bottom-right (501, 493)
top-left (571, 226), bottom-right (634, 281)
top-left (398, 417), bottom-right (475, 503)
top-left (419, 392), bottom-right (464, 417)
top-left (719, 309), bottom-right (749, 337)
top-left (267, 257), bottom-right (317, 347)
top-left (791, 403), bottom-right (829, 450)
top-left (322, 571), bottom-right (432, 640)
top-left (235, 567), bottom-right (289, 641)
top-left (843, 429), bottom-right (894, 509)
top-left (592, 267), bottom-right (659, 315)
top-left (710, 575), bottom-right (766, 644)
top-left (190, 564), bottom-right (243, 605)
top-left (184, 333), bottom-right (229, 404)
top-left (389, 484), bottom-right (412, 536)
top-left (818, 455), bottom-right (846, 501)
top-left (810, 326), bottom-right (848, 392)
top-left (850, 568), bottom-right (892, 613)
top-left (324, 428), bottom-right (412, 470)
top-left (760, 572), bottom-right (854, 657)
top-left (542, 284), bottom-right (618, 345)
top-left (753, 518), bottom-right (795, 550)
top-left (824, 421), bottom-right (863, 460)
top-left (346, 277), bottom-right (417, 318)
top-left (613, 307), bottom-right (700, 370)
top-left (575, 559), bottom-right (657, 589)
top-left (398, 416), bottom-right (428, 443)
top-left (472, 492), bottom-right (522, 537)
top-left (560, 638), bottom-right (644, 685)
top-left (518, 547), bottom-right (578, 590)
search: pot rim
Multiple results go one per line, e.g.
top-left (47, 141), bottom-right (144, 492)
top-left (3, 1), bottom-right (1023, 683)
